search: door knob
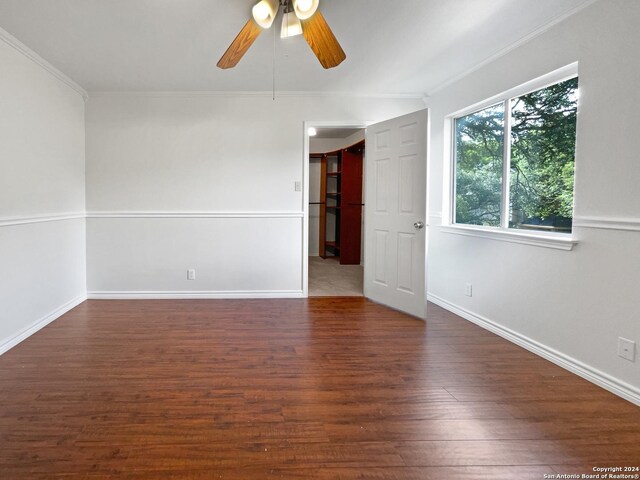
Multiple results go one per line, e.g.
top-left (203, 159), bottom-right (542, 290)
top-left (414, 221), bottom-right (425, 231)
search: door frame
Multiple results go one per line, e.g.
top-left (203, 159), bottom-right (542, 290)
top-left (302, 120), bottom-right (369, 297)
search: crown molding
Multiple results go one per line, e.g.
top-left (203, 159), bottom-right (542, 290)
top-left (0, 26), bottom-right (88, 102)
top-left (426, 0), bottom-right (599, 96)
top-left (87, 90), bottom-right (426, 100)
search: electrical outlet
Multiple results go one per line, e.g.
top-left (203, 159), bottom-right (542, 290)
top-left (187, 269), bottom-right (196, 281)
top-left (464, 283), bottom-right (473, 297)
top-left (618, 337), bottom-right (636, 362)
top-left (294, 181), bottom-right (302, 192)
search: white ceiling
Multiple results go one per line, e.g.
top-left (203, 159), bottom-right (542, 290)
top-left (0, 0), bottom-right (593, 94)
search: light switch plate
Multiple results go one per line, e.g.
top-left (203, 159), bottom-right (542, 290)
top-left (294, 181), bottom-right (302, 192)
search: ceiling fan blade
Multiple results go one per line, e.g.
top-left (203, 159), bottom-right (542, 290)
top-left (301, 11), bottom-right (346, 69)
top-left (217, 19), bottom-right (263, 69)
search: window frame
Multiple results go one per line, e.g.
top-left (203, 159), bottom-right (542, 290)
top-left (445, 63), bottom-right (579, 251)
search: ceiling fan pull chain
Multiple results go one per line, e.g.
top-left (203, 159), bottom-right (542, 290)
top-left (273, 13), bottom-right (277, 101)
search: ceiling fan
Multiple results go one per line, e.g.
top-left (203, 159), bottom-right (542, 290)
top-left (217, 0), bottom-right (346, 70)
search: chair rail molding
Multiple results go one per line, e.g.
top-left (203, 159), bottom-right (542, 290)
top-left (1, 211), bottom-right (310, 226)
top-left (573, 215), bottom-right (640, 232)
top-left (86, 211), bottom-right (304, 219)
top-left (0, 213), bottom-right (86, 228)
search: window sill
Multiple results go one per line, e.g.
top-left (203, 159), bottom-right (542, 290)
top-left (439, 224), bottom-right (577, 251)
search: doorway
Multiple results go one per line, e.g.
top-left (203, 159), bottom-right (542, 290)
top-left (306, 125), bottom-right (366, 296)
top-left (303, 110), bottom-right (429, 318)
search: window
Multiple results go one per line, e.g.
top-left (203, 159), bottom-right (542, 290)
top-left (453, 75), bottom-right (579, 234)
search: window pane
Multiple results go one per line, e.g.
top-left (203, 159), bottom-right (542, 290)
top-left (509, 77), bottom-right (578, 233)
top-left (455, 103), bottom-right (504, 227)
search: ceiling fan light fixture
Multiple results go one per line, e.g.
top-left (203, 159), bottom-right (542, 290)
top-left (252, 0), bottom-right (278, 29)
top-left (281, 11), bottom-right (303, 38)
top-left (293, 0), bottom-right (319, 20)
top-left (218, 0), bottom-right (345, 70)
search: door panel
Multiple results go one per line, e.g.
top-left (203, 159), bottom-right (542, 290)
top-left (399, 154), bottom-right (417, 214)
top-left (374, 159), bottom-right (390, 213)
top-left (364, 110), bottom-right (428, 318)
top-left (397, 232), bottom-right (415, 294)
top-left (373, 229), bottom-right (388, 285)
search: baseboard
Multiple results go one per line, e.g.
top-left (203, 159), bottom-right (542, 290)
top-left (0, 295), bottom-right (87, 356)
top-left (427, 293), bottom-right (640, 406)
top-left (87, 290), bottom-right (305, 299)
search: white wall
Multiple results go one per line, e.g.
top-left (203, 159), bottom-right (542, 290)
top-left (426, 0), bottom-right (640, 403)
top-left (0, 31), bottom-right (87, 353)
top-left (308, 156), bottom-right (322, 256)
top-left (85, 95), bottom-right (421, 296)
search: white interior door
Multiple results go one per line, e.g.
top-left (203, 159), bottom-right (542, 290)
top-left (364, 109), bottom-right (428, 318)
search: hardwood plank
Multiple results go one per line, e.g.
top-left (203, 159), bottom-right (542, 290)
top-left (501, 399), bottom-right (640, 420)
top-left (397, 438), bottom-right (640, 466)
top-left (324, 417), bottom-right (640, 442)
top-left (443, 382), bottom-right (616, 402)
top-left (0, 466), bottom-right (559, 480)
top-left (282, 401), bottom-right (514, 423)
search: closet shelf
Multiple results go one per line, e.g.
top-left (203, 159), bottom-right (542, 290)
top-left (325, 241), bottom-right (340, 250)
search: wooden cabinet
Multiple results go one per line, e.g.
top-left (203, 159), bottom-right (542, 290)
top-left (316, 140), bottom-right (364, 265)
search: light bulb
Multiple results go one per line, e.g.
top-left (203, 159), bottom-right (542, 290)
top-left (293, 0), bottom-right (319, 20)
top-left (297, 0), bottom-right (313, 12)
top-left (281, 11), bottom-right (303, 38)
top-left (252, 0), bottom-right (278, 29)
top-left (253, 2), bottom-right (269, 20)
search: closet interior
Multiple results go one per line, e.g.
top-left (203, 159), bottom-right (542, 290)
top-left (313, 140), bottom-right (364, 265)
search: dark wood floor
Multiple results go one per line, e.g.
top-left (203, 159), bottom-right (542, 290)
top-left (0, 298), bottom-right (638, 479)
